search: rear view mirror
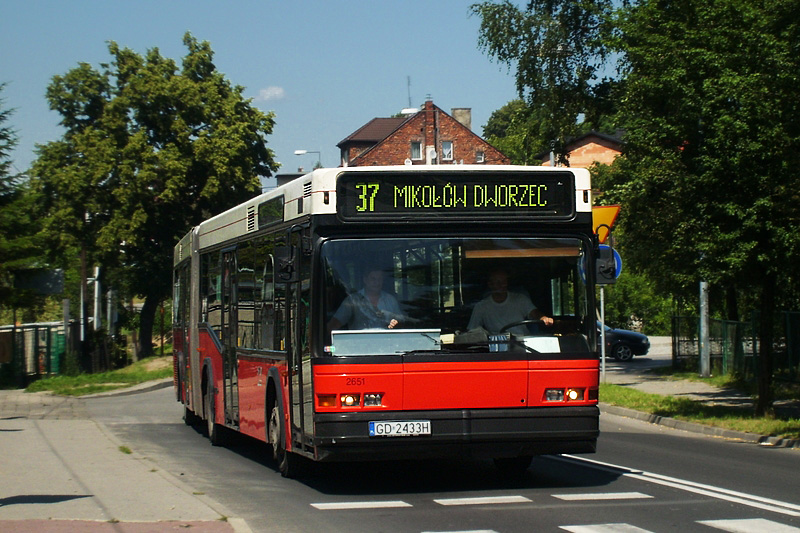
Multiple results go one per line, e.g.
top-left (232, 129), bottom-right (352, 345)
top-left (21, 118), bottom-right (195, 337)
top-left (274, 245), bottom-right (298, 283)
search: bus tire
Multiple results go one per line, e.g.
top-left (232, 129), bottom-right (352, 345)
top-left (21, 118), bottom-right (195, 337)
top-left (268, 404), bottom-right (301, 478)
top-left (204, 385), bottom-right (225, 446)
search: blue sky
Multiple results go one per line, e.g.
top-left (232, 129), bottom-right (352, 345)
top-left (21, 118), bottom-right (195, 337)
top-left (1, 0), bottom-right (522, 189)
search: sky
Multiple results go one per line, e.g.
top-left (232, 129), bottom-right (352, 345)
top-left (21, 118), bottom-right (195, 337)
top-left (0, 0), bottom-right (523, 189)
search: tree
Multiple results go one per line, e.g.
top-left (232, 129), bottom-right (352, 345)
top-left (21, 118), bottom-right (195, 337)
top-left (0, 83), bottom-right (45, 313)
top-left (472, 0), bottom-right (616, 162)
top-left (0, 83), bottom-right (18, 197)
top-left (32, 34), bottom-right (279, 358)
top-left (599, 0), bottom-right (800, 415)
top-left (482, 99), bottom-right (545, 164)
top-left (484, 96), bottom-right (621, 166)
top-left (0, 82), bottom-right (20, 306)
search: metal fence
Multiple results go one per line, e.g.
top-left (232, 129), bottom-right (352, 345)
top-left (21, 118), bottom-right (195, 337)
top-left (0, 322), bottom-right (77, 385)
top-left (0, 321), bottom-right (128, 386)
top-left (672, 312), bottom-right (799, 382)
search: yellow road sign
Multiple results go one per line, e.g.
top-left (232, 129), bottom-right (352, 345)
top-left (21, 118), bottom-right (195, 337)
top-left (593, 205), bottom-right (620, 244)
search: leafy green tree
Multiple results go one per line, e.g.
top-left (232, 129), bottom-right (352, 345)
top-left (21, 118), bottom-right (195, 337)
top-left (0, 83), bottom-right (45, 314)
top-left (472, 0), bottom-right (616, 162)
top-left (599, 0), bottom-right (800, 414)
top-left (484, 96), bottom-right (621, 165)
top-left (600, 272), bottom-right (676, 336)
top-left (482, 99), bottom-right (543, 164)
top-left (0, 84), bottom-right (17, 197)
top-left (32, 34), bottom-right (279, 357)
top-left (0, 82), bottom-right (21, 307)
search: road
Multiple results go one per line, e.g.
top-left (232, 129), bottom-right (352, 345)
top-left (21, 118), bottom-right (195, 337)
top-left (88, 363), bottom-right (800, 533)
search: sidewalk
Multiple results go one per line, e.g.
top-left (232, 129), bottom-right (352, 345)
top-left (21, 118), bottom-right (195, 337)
top-left (600, 336), bottom-right (800, 448)
top-left (0, 384), bottom-right (251, 533)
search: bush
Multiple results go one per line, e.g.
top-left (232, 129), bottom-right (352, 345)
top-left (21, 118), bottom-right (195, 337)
top-left (598, 271), bottom-right (675, 335)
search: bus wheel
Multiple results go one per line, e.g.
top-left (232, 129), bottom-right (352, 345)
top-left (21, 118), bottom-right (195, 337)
top-left (493, 456), bottom-right (532, 476)
top-left (204, 388), bottom-right (225, 446)
top-left (268, 405), bottom-right (301, 478)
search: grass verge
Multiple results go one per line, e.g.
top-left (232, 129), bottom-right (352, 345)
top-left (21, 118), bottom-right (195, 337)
top-left (26, 356), bottom-right (173, 397)
top-left (599, 382), bottom-right (800, 440)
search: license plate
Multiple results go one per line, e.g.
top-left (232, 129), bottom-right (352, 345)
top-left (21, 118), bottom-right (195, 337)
top-left (369, 420), bottom-right (431, 437)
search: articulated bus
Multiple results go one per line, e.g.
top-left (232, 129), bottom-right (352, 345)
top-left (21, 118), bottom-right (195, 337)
top-left (173, 165), bottom-right (600, 477)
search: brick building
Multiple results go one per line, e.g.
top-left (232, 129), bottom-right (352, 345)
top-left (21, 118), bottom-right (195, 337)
top-left (338, 99), bottom-right (510, 167)
top-left (539, 130), bottom-right (623, 168)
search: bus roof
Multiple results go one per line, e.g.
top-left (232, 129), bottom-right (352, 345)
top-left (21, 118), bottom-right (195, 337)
top-left (187, 165), bottom-right (591, 253)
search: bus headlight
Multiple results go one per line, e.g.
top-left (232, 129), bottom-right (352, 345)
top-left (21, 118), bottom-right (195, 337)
top-left (545, 389), bottom-right (564, 402)
top-left (566, 388), bottom-right (584, 401)
top-left (341, 393), bottom-right (360, 407)
top-left (363, 393), bottom-right (383, 406)
top-left (545, 388), bottom-right (585, 402)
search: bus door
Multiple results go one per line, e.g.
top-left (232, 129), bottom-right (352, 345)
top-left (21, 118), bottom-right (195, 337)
top-left (221, 249), bottom-right (239, 427)
top-left (173, 263), bottom-right (190, 402)
top-left (285, 227), bottom-right (313, 454)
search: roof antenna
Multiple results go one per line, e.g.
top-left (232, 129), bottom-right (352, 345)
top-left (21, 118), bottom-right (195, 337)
top-left (407, 75), bottom-right (412, 108)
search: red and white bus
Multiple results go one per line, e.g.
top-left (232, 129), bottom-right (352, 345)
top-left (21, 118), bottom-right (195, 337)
top-left (173, 165), bottom-right (600, 477)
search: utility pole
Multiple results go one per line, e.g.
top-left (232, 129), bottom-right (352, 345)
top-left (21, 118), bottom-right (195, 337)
top-left (699, 281), bottom-right (710, 377)
top-left (92, 266), bottom-right (101, 331)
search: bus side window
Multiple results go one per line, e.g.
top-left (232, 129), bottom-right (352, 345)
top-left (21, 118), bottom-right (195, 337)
top-left (274, 263), bottom-right (286, 352)
top-left (256, 254), bottom-right (273, 350)
top-left (237, 241), bottom-right (256, 349)
top-left (201, 251), bottom-right (223, 337)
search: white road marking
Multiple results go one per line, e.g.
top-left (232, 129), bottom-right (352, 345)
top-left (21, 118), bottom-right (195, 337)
top-left (560, 524), bottom-right (654, 532)
top-left (422, 531), bottom-right (499, 533)
top-left (560, 455), bottom-right (800, 517)
top-left (698, 518), bottom-right (800, 532)
top-left (433, 495), bottom-right (532, 506)
top-left (553, 492), bottom-right (653, 501)
top-left (310, 500), bottom-right (412, 510)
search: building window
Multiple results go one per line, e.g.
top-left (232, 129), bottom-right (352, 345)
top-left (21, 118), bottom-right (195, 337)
top-left (411, 141), bottom-right (422, 160)
top-left (441, 141), bottom-right (453, 161)
top-left (476, 151), bottom-right (485, 163)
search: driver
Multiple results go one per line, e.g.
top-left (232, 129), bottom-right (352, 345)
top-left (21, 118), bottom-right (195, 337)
top-left (467, 268), bottom-right (553, 335)
top-left (328, 268), bottom-right (403, 331)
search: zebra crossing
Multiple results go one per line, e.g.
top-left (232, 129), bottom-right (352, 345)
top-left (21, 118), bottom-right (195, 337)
top-left (311, 491), bottom-right (800, 532)
top-left (310, 455), bottom-right (800, 531)
top-left (561, 519), bottom-right (800, 532)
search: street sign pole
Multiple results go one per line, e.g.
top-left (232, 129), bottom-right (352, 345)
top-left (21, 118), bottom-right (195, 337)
top-left (600, 286), bottom-right (606, 381)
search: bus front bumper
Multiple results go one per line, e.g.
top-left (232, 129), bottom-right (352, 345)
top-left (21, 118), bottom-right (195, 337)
top-left (312, 405), bottom-right (599, 462)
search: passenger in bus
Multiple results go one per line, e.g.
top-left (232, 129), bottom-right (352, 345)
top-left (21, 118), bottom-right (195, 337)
top-left (328, 268), bottom-right (404, 331)
top-left (468, 268), bottom-right (553, 335)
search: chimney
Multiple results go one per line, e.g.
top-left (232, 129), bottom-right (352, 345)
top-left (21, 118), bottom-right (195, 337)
top-left (451, 108), bottom-right (472, 131)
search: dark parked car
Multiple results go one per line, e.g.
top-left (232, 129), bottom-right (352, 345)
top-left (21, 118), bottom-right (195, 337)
top-left (597, 321), bottom-right (650, 361)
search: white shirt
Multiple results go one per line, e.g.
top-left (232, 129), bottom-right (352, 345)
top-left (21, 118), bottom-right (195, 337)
top-left (467, 292), bottom-right (536, 335)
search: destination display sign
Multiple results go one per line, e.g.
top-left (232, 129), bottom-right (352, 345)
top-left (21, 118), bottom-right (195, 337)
top-left (337, 171), bottom-right (575, 220)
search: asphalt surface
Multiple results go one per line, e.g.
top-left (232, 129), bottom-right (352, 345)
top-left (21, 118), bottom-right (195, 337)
top-left (0, 337), bottom-right (796, 532)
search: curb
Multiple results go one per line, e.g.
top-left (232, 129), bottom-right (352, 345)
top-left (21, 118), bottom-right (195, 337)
top-left (600, 403), bottom-right (800, 449)
top-left (80, 378), bottom-right (174, 398)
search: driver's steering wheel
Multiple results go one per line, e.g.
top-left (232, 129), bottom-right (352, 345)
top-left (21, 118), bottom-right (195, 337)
top-left (500, 319), bottom-right (544, 333)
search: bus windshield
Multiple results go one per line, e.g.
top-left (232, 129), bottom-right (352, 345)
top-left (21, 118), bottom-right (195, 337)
top-left (321, 237), bottom-right (593, 356)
